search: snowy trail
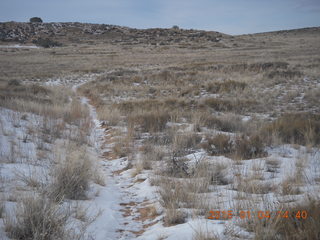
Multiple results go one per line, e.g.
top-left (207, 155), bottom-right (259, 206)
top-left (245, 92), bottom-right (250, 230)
top-left (74, 85), bottom-right (155, 239)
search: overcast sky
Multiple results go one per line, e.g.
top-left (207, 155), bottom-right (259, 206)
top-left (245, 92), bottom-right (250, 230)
top-left (0, 0), bottom-right (319, 35)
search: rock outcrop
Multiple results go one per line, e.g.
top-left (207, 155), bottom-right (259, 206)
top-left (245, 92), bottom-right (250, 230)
top-left (0, 21), bottom-right (229, 46)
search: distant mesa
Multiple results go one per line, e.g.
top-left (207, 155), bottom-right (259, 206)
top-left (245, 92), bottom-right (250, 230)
top-left (29, 17), bottom-right (43, 23)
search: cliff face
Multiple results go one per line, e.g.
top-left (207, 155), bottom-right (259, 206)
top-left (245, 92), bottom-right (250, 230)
top-left (0, 21), bottom-right (228, 45)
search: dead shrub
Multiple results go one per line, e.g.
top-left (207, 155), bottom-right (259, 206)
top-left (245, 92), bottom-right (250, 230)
top-left (97, 106), bottom-right (122, 126)
top-left (193, 226), bottom-right (219, 240)
top-left (239, 179), bottom-right (274, 194)
top-left (203, 98), bottom-right (234, 112)
top-left (140, 145), bottom-right (166, 169)
top-left (202, 133), bottom-right (265, 159)
top-left (165, 156), bottom-right (189, 178)
top-left (192, 111), bottom-right (246, 133)
top-left (141, 144), bottom-right (166, 162)
top-left (49, 145), bottom-right (94, 200)
top-left (244, 199), bottom-right (320, 240)
top-left (128, 111), bottom-right (170, 133)
top-left (191, 160), bottom-right (229, 186)
top-left (234, 134), bottom-right (266, 160)
top-left (261, 113), bottom-right (320, 146)
top-left (280, 176), bottom-right (301, 195)
top-left (265, 70), bottom-right (303, 79)
top-left (173, 133), bottom-right (202, 156)
top-left (112, 139), bottom-right (130, 158)
top-left (206, 114), bottom-right (245, 132)
top-left (202, 134), bottom-right (233, 155)
top-left (202, 98), bottom-right (257, 113)
top-left (64, 98), bottom-right (90, 126)
top-left (157, 179), bottom-right (189, 226)
top-left (4, 196), bottom-right (69, 240)
top-left (163, 207), bottom-right (186, 226)
top-left (158, 178), bottom-right (189, 209)
top-left (206, 80), bottom-right (247, 93)
top-left (304, 86), bottom-right (320, 107)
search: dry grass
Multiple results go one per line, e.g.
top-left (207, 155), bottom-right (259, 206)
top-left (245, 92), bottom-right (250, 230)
top-left (233, 134), bottom-right (266, 160)
top-left (280, 176), bottom-right (301, 195)
top-left (193, 226), bottom-right (219, 240)
top-left (243, 199), bottom-right (320, 240)
top-left (202, 134), bottom-right (233, 156)
top-left (202, 97), bottom-right (257, 113)
top-left (49, 144), bottom-right (96, 201)
top-left (4, 196), bottom-right (70, 240)
top-left (261, 113), bottom-right (320, 146)
top-left (128, 110), bottom-right (170, 133)
top-left (156, 178), bottom-right (188, 226)
top-left (112, 137), bottom-right (131, 158)
top-left (305, 86), bottom-right (320, 107)
top-left (0, 82), bottom-right (72, 119)
top-left (163, 207), bottom-right (187, 226)
top-left (172, 132), bottom-right (202, 157)
top-left (157, 178), bottom-right (189, 209)
top-left (202, 133), bottom-right (266, 159)
top-left (96, 105), bottom-right (122, 126)
top-left (206, 80), bottom-right (247, 94)
top-left (192, 160), bottom-right (230, 186)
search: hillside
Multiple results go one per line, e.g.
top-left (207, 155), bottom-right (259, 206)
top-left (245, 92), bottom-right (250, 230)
top-left (0, 21), bottom-right (229, 46)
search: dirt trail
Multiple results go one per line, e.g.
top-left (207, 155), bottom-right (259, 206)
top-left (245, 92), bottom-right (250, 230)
top-left (74, 86), bottom-right (157, 239)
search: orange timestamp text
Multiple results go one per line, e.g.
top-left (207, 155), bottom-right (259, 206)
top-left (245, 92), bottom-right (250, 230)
top-left (208, 210), bottom-right (308, 220)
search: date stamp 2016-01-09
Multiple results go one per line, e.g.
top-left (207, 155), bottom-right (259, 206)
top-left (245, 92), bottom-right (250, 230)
top-left (208, 210), bottom-right (308, 220)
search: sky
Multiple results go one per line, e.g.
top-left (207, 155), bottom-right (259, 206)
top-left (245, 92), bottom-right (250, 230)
top-left (0, 0), bottom-right (319, 35)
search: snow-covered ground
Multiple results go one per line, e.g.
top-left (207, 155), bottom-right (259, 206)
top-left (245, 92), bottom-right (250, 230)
top-left (1, 77), bottom-right (320, 240)
top-left (0, 44), bottom-right (39, 49)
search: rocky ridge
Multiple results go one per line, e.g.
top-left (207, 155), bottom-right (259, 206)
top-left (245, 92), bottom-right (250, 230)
top-left (0, 21), bottom-right (229, 46)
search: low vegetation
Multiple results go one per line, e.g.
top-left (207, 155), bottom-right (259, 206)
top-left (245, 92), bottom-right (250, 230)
top-left (49, 144), bottom-right (95, 201)
top-left (4, 196), bottom-right (69, 240)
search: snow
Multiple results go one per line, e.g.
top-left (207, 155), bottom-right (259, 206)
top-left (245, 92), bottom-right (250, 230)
top-left (1, 77), bottom-right (320, 239)
top-left (139, 219), bottom-right (225, 240)
top-left (0, 44), bottom-right (39, 49)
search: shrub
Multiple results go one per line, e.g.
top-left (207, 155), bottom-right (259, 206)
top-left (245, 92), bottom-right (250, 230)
top-left (166, 156), bottom-right (189, 178)
top-left (32, 38), bottom-right (62, 48)
top-left (8, 79), bottom-right (21, 86)
top-left (265, 70), bottom-right (303, 79)
top-left (234, 134), bottom-right (266, 159)
top-left (202, 134), bottom-right (233, 155)
top-left (202, 98), bottom-right (257, 113)
top-left (4, 196), bottom-right (69, 240)
top-left (206, 80), bottom-right (247, 93)
top-left (128, 111), bottom-right (170, 133)
top-left (50, 146), bottom-right (94, 200)
top-left (244, 199), bottom-right (320, 240)
top-left (112, 139), bottom-right (130, 158)
top-left (164, 208), bottom-right (186, 226)
top-left (261, 113), bottom-right (320, 146)
top-left (173, 133), bottom-right (202, 156)
top-left (202, 134), bottom-right (266, 159)
top-left (29, 17), bottom-right (43, 23)
top-left (204, 114), bottom-right (245, 132)
top-left (97, 106), bottom-right (122, 126)
top-left (203, 98), bottom-right (234, 112)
